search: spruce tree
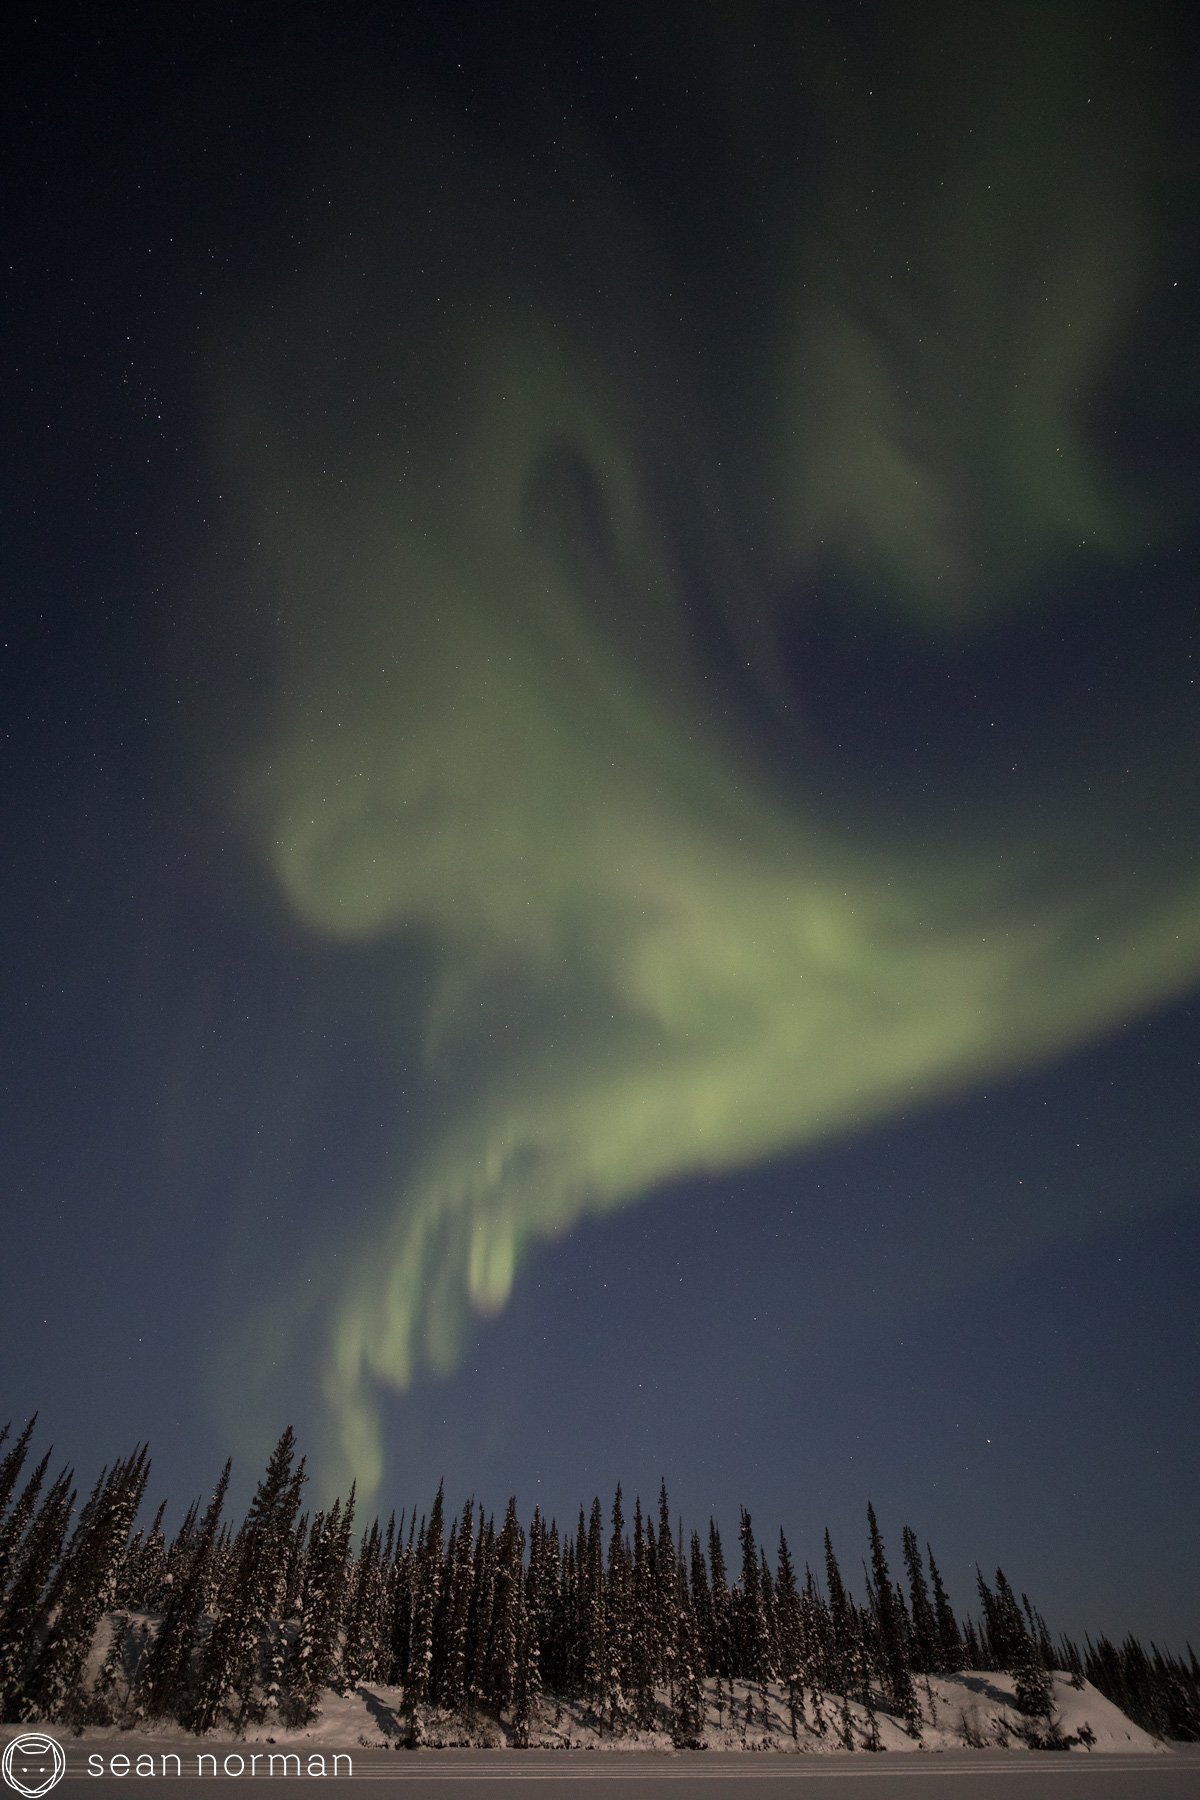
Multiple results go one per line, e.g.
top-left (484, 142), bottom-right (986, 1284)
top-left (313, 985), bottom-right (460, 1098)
top-left (736, 1510), bottom-right (772, 1683)
top-left (927, 1546), bottom-right (963, 1672)
top-left (285, 1499), bottom-right (353, 1726)
top-left (629, 1502), bottom-right (656, 1728)
top-left (802, 1564), bottom-right (830, 1717)
top-left (865, 1504), bottom-right (918, 1731)
top-left (487, 1496), bottom-right (523, 1721)
top-left (22, 1447), bottom-right (149, 1724)
top-left (992, 1569), bottom-right (1053, 1728)
top-left (384, 1511), bottom-right (414, 1688)
top-left (406, 1482), bottom-right (443, 1717)
top-left (0, 1465), bottom-right (74, 1718)
top-left (189, 1427), bottom-right (304, 1732)
top-left (708, 1520), bottom-right (732, 1679)
top-left (465, 1514), bottom-right (496, 1718)
top-left (118, 1499), bottom-right (168, 1611)
top-left (655, 1482), bottom-right (678, 1693)
top-left (671, 1585), bottom-right (706, 1746)
top-left (823, 1531), bottom-right (853, 1697)
top-left (438, 1500), bottom-right (474, 1713)
top-left (582, 1497), bottom-right (606, 1714)
top-left (89, 1611), bottom-right (129, 1723)
top-left (604, 1485), bottom-right (630, 1728)
top-left (339, 1518), bottom-right (382, 1691)
top-left (901, 1526), bottom-right (937, 1675)
top-left (0, 1420), bottom-right (38, 1551)
top-left (137, 1460), bottom-right (230, 1723)
top-left (0, 1449), bottom-right (52, 1597)
top-left (514, 1508), bottom-right (543, 1744)
top-left (775, 1530), bottom-right (803, 1733)
top-left (759, 1545), bottom-right (777, 1678)
top-left (688, 1530), bottom-right (714, 1674)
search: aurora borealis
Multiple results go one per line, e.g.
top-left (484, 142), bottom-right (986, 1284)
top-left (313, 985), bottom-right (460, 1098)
top-left (4, 0), bottom-right (1198, 1645)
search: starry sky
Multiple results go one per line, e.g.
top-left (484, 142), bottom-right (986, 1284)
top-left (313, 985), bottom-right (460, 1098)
top-left (3, 0), bottom-right (1198, 1649)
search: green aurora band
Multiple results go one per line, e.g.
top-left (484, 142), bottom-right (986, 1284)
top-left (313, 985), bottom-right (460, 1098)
top-left (206, 5), bottom-right (1200, 1498)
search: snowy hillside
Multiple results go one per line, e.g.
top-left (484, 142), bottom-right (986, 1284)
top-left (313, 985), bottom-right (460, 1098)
top-left (46, 1661), bottom-right (1163, 1756)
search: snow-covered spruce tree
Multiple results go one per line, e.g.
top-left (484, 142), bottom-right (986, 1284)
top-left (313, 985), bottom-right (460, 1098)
top-left (513, 1509), bottom-right (543, 1746)
top-left (557, 1504), bottom-right (579, 1699)
top-left (655, 1482), bottom-right (678, 1695)
top-left (992, 1570), bottom-right (1053, 1729)
top-left (672, 1583), bottom-right (706, 1746)
top-left (901, 1527), bottom-right (937, 1675)
top-left (732, 1510), bottom-right (756, 1681)
top-left (0, 1420), bottom-right (39, 1556)
top-left (383, 1511), bottom-right (414, 1688)
top-left (740, 1511), bottom-right (776, 1685)
top-left (261, 1460), bottom-right (316, 1720)
top-left (603, 1485), bottom-right (630, 1730)
top-left (339, 1517), bottom-right (381, 1691)
top-left (284, 1492), bottom-right (354, 1726)
top-left (117, 1499), bottom-right (167, 1611)
top-left (402, 1483), bottom-right (443, 1735)
top-left (89, 1611), bottom-right (130, 1721)
top-left (802, 1566), bottom-right (831, 1732)
top-left (688, 1529), bottom-right (713, 1675)
top-left (1148, 1642), bottom-right (1200, 1742)
top-left (760, 1545), bottom-right (778, 1686)
top-left (35, 1462), bottom-right (108, 1630)
top-left (486, 1496), bottom-right (523, 1725)
top-left (430, 1512), bottom-right (458, 1703)
top-left (611, 1490), bottom-right (636, 1728)
top-left (156, 1495), bottom-right (199, 1603)
top-left (280, 1507), bottom-right (309, 1626)
top-left (823, 1530), bottom-right (854, 1697)
top-left (187, 1426), bottom-right (304, 1733)
top-left (136, 1460), bottom-right (230, 1723)
top-left (708, 1519), bottom-right (732, 1679)
top-left (1153, 1643), bottom-right (1200, 1741)
top-left (22, 1447), bottom-right (150, 1725)
top-left (1113, 1636), bottom-right (1169, 1740)
top-left (866, 1503), bottom-right (919, 1732)
top-left (0, 1465), bottom-right (74, 1719)
top-left (540, 1519), bottom-right (567, 1703)
top-left (581, 1497), bottom-right (606, 1719)
top-left (1023, 1592), bottom-right (1055, 1672)
top-left (465, 1512), bottom-right (496, 1719)
top-left (925, 1546), bottom-right (962, 1673)
top-left (438, 1499), bottom-right (474, 1712)
top-left (775, 1530), bottom-right (804, 1738)
top-left (338, 1512), bottom-right (376, 1692)
top-left (547, 1517), bottom-right (567, 1690)
top-left (864, 1685), bottom-right (882, 1750)
top-left (627, 1503), bottom-right (656, 1729)
top-left (0, 1448), bottom-right (52, 1600)
top-left (0, 1423), bottom-right (15, 1504)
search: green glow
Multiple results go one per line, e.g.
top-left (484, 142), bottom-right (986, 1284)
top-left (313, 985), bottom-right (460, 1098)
top-left (206, 9), bottom-right (1199, 1498)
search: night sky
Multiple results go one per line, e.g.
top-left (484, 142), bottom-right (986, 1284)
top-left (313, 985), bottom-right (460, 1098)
top-left (4, 1), bottom-right (1198, 1650)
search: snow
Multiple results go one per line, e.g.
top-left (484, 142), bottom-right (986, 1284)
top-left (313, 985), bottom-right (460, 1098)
top-left (17, 1665), bottom-right (1165, 1756)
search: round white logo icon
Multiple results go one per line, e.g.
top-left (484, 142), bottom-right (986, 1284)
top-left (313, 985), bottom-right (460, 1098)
top-left (1, 1736), bottom-right (66, 1798)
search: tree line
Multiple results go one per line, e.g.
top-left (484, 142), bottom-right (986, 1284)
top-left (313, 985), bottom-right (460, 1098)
top-left (0, 1415), bottom-right (1196, 1743)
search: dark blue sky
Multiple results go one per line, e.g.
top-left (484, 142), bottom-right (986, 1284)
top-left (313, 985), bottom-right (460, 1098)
top-left (2, 0), bottom-right (1197, 1651)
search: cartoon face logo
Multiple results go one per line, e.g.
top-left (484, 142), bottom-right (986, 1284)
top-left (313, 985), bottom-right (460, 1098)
top-left (2, 1735), bottom-right (66, 1798)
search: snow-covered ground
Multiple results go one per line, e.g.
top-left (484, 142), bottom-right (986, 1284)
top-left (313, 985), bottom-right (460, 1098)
top-left (259, 1671), bottom-right (1166, 1754)
top-left (17, 1669), bottom-right (1163, 1756)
